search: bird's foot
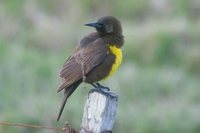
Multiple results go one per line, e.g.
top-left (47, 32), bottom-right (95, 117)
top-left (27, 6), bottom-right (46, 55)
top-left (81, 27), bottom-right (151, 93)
top-left (89, 83), bottom-right (117, 98)
top-left (96, 83), bottom-right (110, 91)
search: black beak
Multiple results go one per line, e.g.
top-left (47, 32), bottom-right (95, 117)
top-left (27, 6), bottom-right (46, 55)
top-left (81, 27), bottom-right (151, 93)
top-left (85, 22), bottom-right (101, 28)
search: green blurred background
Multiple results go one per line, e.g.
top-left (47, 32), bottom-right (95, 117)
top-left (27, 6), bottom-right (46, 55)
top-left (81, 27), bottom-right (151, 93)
top-left (0, 0), bottom-right (200, 133)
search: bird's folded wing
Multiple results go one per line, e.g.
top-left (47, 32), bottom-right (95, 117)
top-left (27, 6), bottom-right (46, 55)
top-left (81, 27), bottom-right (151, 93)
top-left (58, 39), bottom-right (108, 92)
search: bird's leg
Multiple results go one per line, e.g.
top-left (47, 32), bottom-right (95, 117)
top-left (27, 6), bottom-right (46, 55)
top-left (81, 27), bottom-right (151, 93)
top-left (90, 83), bottom-right (98, 88)
top-left (89, 83), bottom-right (99, 93)
top-left (95, 83), bottom-right (110, 91)
top-left (89, 83), bottom-right (117, 98)
top-left (94, 83), bottom-right (117, 98)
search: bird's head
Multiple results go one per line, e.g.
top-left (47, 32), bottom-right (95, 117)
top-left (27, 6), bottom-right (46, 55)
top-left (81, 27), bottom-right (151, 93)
top-left (85, 16), bottom-right (122, 35)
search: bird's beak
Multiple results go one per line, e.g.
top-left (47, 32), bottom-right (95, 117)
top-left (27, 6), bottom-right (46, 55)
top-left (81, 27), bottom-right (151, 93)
top-left (85, 22), bottom-right (100, 28)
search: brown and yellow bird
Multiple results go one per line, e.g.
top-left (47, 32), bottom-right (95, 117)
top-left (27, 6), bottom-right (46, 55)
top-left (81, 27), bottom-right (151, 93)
top-left (57, 16), bottom-right (124, 121)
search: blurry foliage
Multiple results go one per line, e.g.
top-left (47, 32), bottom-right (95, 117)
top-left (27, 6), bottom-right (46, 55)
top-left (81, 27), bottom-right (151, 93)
top-left (0, 0), bottom-right (200, 133)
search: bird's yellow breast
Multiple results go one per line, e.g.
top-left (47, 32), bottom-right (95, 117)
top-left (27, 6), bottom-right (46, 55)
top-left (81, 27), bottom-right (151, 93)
top-left (104, 45), bottom-right (122, 79)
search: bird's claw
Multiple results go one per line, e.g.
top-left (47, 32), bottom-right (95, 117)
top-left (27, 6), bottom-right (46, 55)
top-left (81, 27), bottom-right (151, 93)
top-left (89, 84), bottom-right (117, 99)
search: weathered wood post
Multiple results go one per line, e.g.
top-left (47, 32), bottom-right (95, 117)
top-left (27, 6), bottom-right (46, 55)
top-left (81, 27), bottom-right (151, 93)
top-left (80, 89), bottom-right (118, 133)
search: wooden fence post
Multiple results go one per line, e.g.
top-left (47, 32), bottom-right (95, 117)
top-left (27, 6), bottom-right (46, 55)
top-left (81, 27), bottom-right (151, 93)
top-left (80, 89), bottom-right (118, 133)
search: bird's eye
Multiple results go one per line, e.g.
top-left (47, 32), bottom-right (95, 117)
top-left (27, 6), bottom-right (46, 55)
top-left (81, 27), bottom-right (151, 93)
top-left (97, 23), bottom-right (104, 29)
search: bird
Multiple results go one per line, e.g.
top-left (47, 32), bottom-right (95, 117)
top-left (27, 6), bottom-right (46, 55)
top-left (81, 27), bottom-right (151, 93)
top-left (57, 16), bottom-right (124, 121)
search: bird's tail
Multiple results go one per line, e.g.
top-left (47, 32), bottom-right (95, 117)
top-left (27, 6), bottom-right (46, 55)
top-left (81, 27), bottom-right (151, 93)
top-left (57, 80), bottom-right (82, 121)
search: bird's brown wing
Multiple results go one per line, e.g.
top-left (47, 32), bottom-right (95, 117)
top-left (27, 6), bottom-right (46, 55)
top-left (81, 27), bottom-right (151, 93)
top-left (58, 39), bottom-right (108, 92)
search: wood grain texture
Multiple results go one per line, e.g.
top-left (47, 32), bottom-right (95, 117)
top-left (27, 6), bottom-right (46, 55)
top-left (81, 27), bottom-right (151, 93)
top-left (80, 90), bottom-right (118, 133)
